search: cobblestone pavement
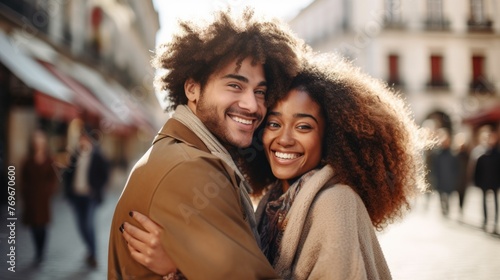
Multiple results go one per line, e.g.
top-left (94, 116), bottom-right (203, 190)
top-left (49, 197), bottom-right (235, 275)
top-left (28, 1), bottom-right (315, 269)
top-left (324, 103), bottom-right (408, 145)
top-left (1, 173), bottom-right (499, 279)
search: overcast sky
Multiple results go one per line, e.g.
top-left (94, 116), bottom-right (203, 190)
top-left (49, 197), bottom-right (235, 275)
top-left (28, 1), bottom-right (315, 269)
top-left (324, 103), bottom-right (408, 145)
top-left (152, 0), bottom-right (313, 45)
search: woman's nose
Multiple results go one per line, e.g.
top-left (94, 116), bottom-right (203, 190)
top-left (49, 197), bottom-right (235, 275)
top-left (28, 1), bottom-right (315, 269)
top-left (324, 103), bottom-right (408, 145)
top-left (277, 129), bottom-right (295, 147)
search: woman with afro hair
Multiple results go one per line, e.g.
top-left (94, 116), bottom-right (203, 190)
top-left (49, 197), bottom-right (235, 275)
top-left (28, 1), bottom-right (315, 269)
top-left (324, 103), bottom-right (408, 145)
top-left (121, 52), bottom-right (432, 279)
top-left (250, 53), bottom-right (431, 279)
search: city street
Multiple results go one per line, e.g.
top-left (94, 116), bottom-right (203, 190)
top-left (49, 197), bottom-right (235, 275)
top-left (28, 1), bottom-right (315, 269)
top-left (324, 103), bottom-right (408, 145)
top-left (1, 171), bottom-right (500, 279)
top-left (379, 187), bottom-right (500, 280)
top-left (0, 169), bottom-right (128, 280)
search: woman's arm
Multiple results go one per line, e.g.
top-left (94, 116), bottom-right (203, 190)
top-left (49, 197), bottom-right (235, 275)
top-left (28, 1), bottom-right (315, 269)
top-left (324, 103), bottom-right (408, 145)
top-left (121, 211), bottom-right (177, 276)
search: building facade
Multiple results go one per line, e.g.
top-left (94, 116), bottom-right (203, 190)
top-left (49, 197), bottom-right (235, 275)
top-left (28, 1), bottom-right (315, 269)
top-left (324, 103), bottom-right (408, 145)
top-left (0, 0), bottom-right (162, 203)
top-left (289, 0), bottom-right (500, 141)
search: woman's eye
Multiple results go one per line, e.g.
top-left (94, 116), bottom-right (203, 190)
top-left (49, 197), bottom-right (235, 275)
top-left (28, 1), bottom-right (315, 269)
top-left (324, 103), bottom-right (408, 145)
top-left (266, 122), bottom-right (280, 128)
top-left (297, 125), bottom-right (312, 130)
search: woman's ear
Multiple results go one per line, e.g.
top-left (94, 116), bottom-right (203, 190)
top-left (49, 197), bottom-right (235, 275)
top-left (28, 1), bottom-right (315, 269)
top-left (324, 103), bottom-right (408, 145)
top-left (184, 78), bottom-right (201, 104)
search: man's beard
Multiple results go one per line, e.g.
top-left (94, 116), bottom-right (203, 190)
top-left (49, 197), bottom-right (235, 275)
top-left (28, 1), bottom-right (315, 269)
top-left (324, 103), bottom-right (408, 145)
top-left (196, 94), bottom-right (263, 148)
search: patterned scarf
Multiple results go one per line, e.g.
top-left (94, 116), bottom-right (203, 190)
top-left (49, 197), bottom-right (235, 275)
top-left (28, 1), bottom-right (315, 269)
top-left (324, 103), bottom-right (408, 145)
top-left (172, 105), bottom-right (261, 245)
top-left (259, 168), bottom-right (320, 265)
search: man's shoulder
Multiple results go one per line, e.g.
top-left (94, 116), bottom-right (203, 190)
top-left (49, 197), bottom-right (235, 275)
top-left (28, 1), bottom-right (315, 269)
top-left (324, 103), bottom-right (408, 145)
top-left (124, 136), bottom-right (235, 195)
top-left (136, 136), bottom-right (225, 173)
top-left (113, 136), bottom-right (238, 221)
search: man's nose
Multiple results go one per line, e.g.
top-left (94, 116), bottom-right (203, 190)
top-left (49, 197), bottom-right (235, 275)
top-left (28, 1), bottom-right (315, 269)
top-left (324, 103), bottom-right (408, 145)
top-left (238, 90), bottom-right (259, 113)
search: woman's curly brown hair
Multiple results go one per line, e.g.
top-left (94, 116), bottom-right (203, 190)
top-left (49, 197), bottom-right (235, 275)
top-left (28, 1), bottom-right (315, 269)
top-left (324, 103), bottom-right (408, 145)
top-left (241, 53), bottom-right (432, 230)
top-left (153, 8), bottom-right (305, 111)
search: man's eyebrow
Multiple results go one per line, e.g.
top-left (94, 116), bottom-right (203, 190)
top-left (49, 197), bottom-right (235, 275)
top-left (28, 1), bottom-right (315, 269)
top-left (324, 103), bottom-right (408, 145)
top-left (222, 74), bottom-right (249, 83)
top-left (222, 74), bottom-right (267, 87)
top-left (268, 111), bottom-right (319, 124)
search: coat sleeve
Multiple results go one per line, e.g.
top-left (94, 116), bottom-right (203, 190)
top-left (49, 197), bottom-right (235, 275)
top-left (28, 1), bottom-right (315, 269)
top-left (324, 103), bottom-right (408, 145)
top-left (150, 157), bottom-right (279, 280)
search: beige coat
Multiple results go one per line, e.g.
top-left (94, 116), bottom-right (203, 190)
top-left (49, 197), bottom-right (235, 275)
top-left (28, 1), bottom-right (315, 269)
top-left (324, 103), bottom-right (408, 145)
top-left (256, 166), bottom-right (392, 280)
top-left (108, 119), bottom-right (278, 279)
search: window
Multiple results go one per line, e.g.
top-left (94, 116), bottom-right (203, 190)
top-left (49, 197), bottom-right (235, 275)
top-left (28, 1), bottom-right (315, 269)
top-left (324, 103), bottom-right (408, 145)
top-left (470, 55), bottom-right (492, 93)
top-left (468, 0), bottom-right (492, 31)
top-left (426, 0), bottom-right (449, 29)
top-left (471, 0), bottom-right (486, 23)
top-left (385, 0), bottom-right (401, 23)
top-left (428, 0), bottom-right (443, 22)
top-left (428, 55), bottom-right (448, 88)
top-left (89, 6), bottom-right (103, 59)
top-left (472, 55), bottom-right (484, 82)
top-left (431, 55), bottom-right (443, 83)
top-left (342, 0), bottom-right (351, 30)
top-left (384, 0), bottom-right (404, 29)
top-left (387, 54), bottom-right (401, 86)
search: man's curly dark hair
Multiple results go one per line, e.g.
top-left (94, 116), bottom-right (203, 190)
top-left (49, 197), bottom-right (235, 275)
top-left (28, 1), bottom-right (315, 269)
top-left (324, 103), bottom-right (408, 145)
top-left (153, 8), bottom-right (305, 111)
top-left (241, 53), bottom-right (433, 230)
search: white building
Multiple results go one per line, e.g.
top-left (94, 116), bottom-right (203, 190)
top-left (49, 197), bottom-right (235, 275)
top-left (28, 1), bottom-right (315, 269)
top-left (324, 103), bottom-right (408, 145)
top-left (289, 0), bottom-right (500, 140)
top-left (0, 0), bottom-right (162, 182)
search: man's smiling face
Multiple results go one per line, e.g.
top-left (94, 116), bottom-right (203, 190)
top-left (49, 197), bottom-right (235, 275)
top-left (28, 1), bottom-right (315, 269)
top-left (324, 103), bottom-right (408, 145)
top-left (189, 57), bottom-right (267, 148)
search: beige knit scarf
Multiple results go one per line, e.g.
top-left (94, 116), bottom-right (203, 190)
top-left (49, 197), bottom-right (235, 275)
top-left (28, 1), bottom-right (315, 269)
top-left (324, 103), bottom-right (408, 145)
top-left (172, 105), bottom-right (261, 245)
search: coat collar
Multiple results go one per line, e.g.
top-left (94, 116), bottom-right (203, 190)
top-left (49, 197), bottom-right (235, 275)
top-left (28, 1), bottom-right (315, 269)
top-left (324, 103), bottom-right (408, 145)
top-left (153, 118), bottom-right (210, 153)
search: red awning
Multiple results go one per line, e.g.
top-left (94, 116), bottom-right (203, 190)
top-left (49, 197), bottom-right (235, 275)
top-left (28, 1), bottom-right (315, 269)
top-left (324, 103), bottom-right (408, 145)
top-left (34, 91), bottom-right (79, 122)
top-left (38, 61), bottom-right (133, 134)
top-left (463, 104), bottom-right (500, 126)
top-left (64, 62), bottom-right (157, 134)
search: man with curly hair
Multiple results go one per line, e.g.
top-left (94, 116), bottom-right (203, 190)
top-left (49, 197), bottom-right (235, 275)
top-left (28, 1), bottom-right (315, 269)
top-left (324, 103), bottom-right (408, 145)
top-left (115, 53), bottom-right (433, 279)
top-left (108, 8), bottom-right (303, 279)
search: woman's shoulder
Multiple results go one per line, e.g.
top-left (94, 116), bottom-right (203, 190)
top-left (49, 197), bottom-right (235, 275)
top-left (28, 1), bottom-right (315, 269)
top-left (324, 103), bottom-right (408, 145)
top-left (318, 183), bottom-right (358, 199)
top-left (311, 183), bottom-right (364, 211)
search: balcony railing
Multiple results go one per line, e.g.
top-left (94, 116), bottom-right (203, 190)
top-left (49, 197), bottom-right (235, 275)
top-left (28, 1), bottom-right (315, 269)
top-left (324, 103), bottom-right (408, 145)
top-left (384, 19), bottom-right (406, 30)
top-left (386, 79), bottom-right (405, 90)
top-left (426, 80), bottom-right (450, 91)
top-left (424, 18), bottom-right (450, 31)
top-left (467, 19), bottom-right (493, 32)
top-left (469, 78), bottom-right (495, 95)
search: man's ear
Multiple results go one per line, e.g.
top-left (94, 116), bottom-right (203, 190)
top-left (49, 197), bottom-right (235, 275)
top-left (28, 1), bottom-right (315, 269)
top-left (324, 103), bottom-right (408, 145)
top-left (184, 78), bottom-right (201, 104)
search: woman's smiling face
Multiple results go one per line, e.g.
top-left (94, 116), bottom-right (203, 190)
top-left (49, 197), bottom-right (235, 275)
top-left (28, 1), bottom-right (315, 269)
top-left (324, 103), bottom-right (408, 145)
top-left (263, 89), bottom-right (325, 185)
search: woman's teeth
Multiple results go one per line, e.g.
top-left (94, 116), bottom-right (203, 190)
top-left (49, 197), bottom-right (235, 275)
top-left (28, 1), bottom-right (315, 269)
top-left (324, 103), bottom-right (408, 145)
top-left (275, 151), bottom-right (300, 159)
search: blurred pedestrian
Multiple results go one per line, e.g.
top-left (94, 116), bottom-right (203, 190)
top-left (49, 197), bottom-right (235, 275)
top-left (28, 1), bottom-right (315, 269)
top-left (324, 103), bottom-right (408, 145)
top-left (63, 126), bottom-right (110, 268)
top-left (454, 133), bottom-right (470, 216)
top-left (431, 128), bottom-right (459, 217)
top-left (21, 129), bottom-right (58, 265)
top-left (473, 129), bottom-right (500, 233)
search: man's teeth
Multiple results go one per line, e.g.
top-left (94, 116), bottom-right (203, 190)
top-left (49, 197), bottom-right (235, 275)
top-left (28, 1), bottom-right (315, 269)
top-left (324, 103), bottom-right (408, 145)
top-left (232, 116), bottom-right (252, 125)
top-left (275, 151), bottom-right (300, 159)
